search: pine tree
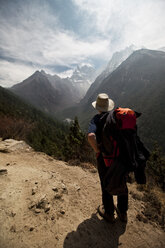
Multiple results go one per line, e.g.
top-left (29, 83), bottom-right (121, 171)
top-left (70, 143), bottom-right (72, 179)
top-left (63, 116), bottom-right (96, 164)
top-left (64, 117), bottom-right (84, 161)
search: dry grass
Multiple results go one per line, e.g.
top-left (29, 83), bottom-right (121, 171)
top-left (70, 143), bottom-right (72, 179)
top-left (136, 184), bottom-right (165, 230)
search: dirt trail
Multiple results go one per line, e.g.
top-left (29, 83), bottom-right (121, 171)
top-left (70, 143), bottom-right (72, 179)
top-left (0, 139), bottom-right (165, 248)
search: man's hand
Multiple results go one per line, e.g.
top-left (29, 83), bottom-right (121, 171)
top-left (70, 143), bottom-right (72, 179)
top-left (87, 132), bottom-right (100, 153)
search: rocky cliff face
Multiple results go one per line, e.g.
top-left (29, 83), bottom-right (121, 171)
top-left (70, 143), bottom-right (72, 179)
top-left (0, 139), bottom-right (165, 248)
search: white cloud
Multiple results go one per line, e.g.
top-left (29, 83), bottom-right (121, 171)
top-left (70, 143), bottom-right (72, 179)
top-left (0, 0), bottom-right (112, 86)
top-left (0, 59), bottom-right (64, 88)
top-left (0, 0), bottom-right (111, 64)
top-left (73, 0), bottom-right (165, 50)
top-left (57, 69), bottom-right (74, 78)
top-left (41, 31), bottom-right (111, 65)
top-left (0, 0), bottom-right (165, 87)
top-left (0, 61), bottom-right (36, 87)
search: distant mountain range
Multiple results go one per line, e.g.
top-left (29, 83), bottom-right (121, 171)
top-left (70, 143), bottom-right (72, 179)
top-left (9, 46), bottom-right (135, 116)
top-left (10, 64), bottom-right (97, 115)
top-left (6, 47), bottom-right (165, 153)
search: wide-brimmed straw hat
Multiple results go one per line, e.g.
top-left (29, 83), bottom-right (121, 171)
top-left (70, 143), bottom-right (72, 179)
top-left (92, 93), bottom-right (114, 112)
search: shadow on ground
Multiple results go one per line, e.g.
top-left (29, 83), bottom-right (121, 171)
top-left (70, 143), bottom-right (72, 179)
top-left (63, 213), bottom-right (127, 248)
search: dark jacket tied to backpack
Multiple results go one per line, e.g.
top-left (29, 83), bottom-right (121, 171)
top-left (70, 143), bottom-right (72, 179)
top-left (97, 108), bottom-right (150, 195)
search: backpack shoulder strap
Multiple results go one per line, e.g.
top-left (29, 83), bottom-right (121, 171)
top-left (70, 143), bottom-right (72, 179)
top-left (100, 110), bottom-right (117, 154)
top-left (96, 112), bottom-right (109, 141)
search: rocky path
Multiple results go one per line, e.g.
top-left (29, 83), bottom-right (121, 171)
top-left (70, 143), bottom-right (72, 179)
top-left (0, 139), bottom-right (165, 248)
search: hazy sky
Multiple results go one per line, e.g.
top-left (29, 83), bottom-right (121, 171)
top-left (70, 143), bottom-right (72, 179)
top-left (0, 0), bottom-right (165, 87)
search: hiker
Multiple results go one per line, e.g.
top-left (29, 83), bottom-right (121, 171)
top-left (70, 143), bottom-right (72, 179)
top-left (87, 93), bottom-right (128, 223)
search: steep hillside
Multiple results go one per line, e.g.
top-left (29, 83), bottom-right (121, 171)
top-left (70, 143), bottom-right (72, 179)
top-left (0, 86), bottom-right (68, 158)
top-left (0, 139), bottom-right (165, 248)
top-left (94, 49), bottom-right (165, 151)
top-left (61, 49), bottom-right (165, 153)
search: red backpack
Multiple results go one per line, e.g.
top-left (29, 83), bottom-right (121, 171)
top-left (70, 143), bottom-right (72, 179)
top-left (99, 107), bottom-right (150, 191)
top-left (101, 107), bottom-right (142, 170)
top-left (115, 107), bottom-right (136, 130)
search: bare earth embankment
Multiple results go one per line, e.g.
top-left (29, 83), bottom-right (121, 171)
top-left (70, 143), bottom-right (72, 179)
top-left (0, 139), bottom-right (165, 248)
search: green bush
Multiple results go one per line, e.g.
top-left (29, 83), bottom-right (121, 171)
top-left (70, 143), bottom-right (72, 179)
top-left (63, 117), bottom-right (96, 164)
top-left (146, 143), bottom-right (165, 191)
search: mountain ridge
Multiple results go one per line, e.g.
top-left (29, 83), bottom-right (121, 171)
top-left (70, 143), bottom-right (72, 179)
top-left (60, 49), bottom-right (165, 153)
top-left (81, 45), bottom-right (136, 105)
top-left (93, 49), bottom-right (165, 151)
top-left (10, 64), bottom-right (97, 114)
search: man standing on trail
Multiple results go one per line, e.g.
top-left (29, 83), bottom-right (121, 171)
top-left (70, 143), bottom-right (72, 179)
top-left (87, 93), bottom-right (128, 223)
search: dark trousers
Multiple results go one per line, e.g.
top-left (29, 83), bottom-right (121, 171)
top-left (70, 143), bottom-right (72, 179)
top-left (97, 154), bottom-right (128, 215)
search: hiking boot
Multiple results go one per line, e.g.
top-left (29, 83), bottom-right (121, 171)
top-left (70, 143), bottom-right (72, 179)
top-left (115, 207), bottom-right (128, 223)
top-left (98, 205), bottom-right (115, 223)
